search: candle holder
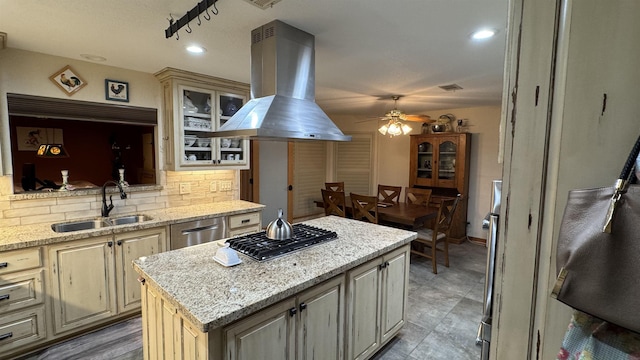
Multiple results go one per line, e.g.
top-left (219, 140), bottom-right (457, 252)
top-left (118, 168), bottom-right (129, 187)
top-left (58, 170), bottom-right (69, 191)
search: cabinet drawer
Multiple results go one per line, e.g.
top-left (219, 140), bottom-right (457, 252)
top-left (0, 248), bottom-right (41, 276)
top-left (228, 212), bottom-right (261, 229)
top-left (0, 269), bottom-right (44, 313)
top-left (228, 225), bottom-right (261, 238)
top-left (0, 306), bottom-right (46, 353)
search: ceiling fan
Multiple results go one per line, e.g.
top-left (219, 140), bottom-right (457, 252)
top-left (377, 95), bottom-right (432, 137)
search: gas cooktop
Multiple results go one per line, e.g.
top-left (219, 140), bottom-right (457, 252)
top-left (226, 224), bottom-right (338, 261)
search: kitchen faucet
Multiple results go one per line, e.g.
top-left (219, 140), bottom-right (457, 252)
top-left (101, 180), bottom-right (127, 217)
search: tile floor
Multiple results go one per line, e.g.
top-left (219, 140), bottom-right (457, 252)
top-left (372, 240), bottom-right (487, 360)
top-left (19, 241), bottom-right (487, 360)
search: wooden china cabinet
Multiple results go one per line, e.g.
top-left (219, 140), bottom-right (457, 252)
top-left (409, 133), bottom-right (471, 243)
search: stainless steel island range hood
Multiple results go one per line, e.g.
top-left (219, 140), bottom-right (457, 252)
top-left (206, 20), bottom-right (350, 142)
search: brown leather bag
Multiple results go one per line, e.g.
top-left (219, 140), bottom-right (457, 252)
top-left (552, 135), bottom-right (640, 333)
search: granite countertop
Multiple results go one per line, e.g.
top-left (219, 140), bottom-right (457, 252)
top-left (0, 200), bottom-right (264, 252)
top-left (133, 216), bottom-right (417, 333)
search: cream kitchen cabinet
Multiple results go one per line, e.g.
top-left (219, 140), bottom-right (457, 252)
top-left (141, 274), bottom-right (345, 360)
top-left (48, 228), bottom-right (166, 335)
top-left (224, 275), bottom-right (345, 360)
top-left (346, 245), bottom-right (409, 360)
top-left (140, 284), bottom-right (213, 360)
top-left (227, 211), bottom-right (262, 237)
top-left (225, 297), bottom-right (296, 360)
top-left (0, 247), bottom-right (46, 356)
top-left (115, 229), bottom-right (166, 313)
top-left (155, 68), bottom-right (250, 171)
top-left (296, 275), bottom-right (344, 360)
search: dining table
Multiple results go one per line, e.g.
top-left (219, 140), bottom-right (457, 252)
top-left (314, 196), bottom-right (439, 230)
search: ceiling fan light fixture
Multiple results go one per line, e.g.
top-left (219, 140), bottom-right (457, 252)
top-left (387, 122), bottom-right (402, 136)
top-left (377, 95), bottom-right (415, 137)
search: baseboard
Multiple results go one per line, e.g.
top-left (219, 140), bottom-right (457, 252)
top-left (448, 236), bottom-right (485, 245)
top-left (468, 236), bottom-right (486, 245)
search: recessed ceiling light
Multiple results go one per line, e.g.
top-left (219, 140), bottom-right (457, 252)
top-left (186, 45), bottom-right (206, 54)
top-left (471, 29), bottom-right (498, 40)
top-left (80, 54), bottom-right (107, 62)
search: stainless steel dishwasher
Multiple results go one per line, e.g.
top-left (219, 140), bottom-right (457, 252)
top-left (170, 217), bottom-right (227, 250)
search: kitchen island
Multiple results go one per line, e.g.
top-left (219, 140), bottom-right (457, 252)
top-left (133, 216), bottom-right (417, 360)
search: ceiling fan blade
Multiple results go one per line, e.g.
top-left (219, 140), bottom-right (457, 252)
top-left (404, 115), bottom-right (434, 122)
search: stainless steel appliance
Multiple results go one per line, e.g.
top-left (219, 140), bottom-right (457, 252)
top-left (205, 20), bottom-right (351, 142)
top-left (227, 223), bottom-right (337, 261)
top-left (170, 217), bottom-right (227, 250)
top-left (477, 180), bottom-right (502, 359)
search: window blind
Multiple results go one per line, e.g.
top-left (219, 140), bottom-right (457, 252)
top-left (335, 133), bottom-right (374, 196)
top-left (292, 141), bottom-right (327, 218)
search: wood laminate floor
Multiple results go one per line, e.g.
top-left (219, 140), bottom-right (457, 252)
top-left (15, 241), bottom-right (487, 360)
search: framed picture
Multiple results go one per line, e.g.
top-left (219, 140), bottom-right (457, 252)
top-left (15, 127), bottom-right (63, 151)
top-left (49, 65), bottom-right (87, 96)
top-left (105, 79), bottom-right (129, 102)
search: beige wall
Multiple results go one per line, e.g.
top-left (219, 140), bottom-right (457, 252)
top-left (331, 105), bottom-right (502, 239)
top-left (0, 49), bottom-right (239, 227)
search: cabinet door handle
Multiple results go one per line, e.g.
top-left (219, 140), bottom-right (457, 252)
top-left (241, 219), bottom-right (250, 224)
top-left (0, 294), bottom-right (9, 301)
top-left (299, 303), bottom-right (307, 311)
top-left (0, 332), bottom-right (12, 341)
top-left (289, 307), bottom-right (297, 317)
top-left (137, 277), bottom-right (146, 285)
top-left (0, 262), bottom-right (7, 268)
top-left (288, 185), bottom-right (293, 191)
top-left (117, 240), bottom-right (123, 246)
top-left (107, 241), bottom-right (113, 247)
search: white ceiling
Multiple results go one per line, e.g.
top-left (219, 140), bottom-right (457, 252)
top-left (0, 0), bottom-right (509, 118)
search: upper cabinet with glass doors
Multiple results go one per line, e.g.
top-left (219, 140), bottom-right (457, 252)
top-left (155, 68), bottom-right (250, 171)
top-left (409, 133), bottom-right (471, 192)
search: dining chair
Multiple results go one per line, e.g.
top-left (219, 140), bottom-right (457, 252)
top-left (325, 182), bottom-right (345, 192)
top-left (404, 187), bottom-right (432, 206)
top-left (411, 194), bottom-right (461, 274)
top-left (350, 192), bottom-right (379, 224)
top-left (321, 189), bottom-right (347, 217)
top-left (378, 185), bottom-right (402, 204)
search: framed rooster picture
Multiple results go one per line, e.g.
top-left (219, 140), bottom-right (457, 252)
top-left (49, 65), bottom-right (87, 96)
top-left (105, 79), bottom-right (129, 102)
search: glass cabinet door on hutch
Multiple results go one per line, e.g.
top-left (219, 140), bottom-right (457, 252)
top-left (412, 136), bottom-right (459, 188)
top-left (415, 140), bottom-right (435, 185)
top-left (437, 139), bottom-right (457, 188)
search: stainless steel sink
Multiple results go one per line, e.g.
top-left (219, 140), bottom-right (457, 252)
top-left (51, 219), bottom-right (111, 233)
top-left (107, 214), bottom-right (152, 226)
top-left (51, 214), bottom-right (152, 233)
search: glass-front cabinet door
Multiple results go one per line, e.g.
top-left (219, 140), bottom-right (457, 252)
top-left (411, 135), bottom-right (459, 188)
top-left (181, 86), bottom-right (214, 166)
top-left (416, 140), bottom-right (435, 186)
top-left (178, 86), bottom-right (247, 168)
top-left (217, 93), bottom-right (246, 165)
top-left (436, 139), bottom-right (457, 188)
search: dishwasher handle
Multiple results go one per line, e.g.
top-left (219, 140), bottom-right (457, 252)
top-left (181, 225), bottom-right (219, 235)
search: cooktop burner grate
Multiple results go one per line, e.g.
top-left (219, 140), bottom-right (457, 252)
top-left (226, 224), bottom-right (337, 261)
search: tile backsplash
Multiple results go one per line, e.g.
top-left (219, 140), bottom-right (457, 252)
top-left (0, 170), bottom-right (239, 227)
